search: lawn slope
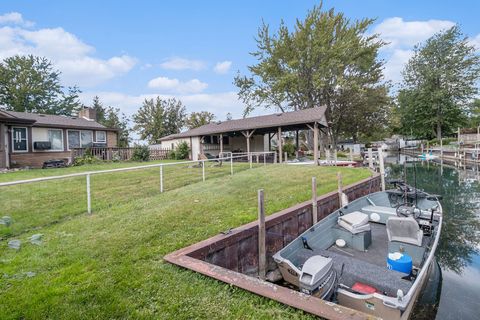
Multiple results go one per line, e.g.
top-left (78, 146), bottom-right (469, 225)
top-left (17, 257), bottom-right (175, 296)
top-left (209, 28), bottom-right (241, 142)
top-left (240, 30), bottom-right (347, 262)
top-left (0, 164), bottom-right (370, 319)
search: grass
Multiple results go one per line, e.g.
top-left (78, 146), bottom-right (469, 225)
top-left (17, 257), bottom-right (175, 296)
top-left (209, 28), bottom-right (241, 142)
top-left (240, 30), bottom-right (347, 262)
top-left (0, 163), bottom-right (371, 319)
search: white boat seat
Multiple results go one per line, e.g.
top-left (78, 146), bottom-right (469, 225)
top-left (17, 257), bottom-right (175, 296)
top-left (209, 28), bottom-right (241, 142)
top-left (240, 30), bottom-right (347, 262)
top-left (338, 211), bottom-right (370, 234)
top-left (361, 205), bottom-right (397, 224)
top-left (386, 216), bottom-right (423, 246)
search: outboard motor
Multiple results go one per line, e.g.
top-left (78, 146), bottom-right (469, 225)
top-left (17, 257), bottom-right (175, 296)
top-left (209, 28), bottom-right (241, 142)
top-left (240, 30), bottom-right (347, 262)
top-left (299, 255), bottom-right (336, 300)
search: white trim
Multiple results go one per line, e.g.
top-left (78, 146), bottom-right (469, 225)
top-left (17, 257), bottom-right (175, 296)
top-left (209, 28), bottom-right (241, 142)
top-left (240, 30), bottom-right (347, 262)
top-left (11, 127), bottom-right (28, 153)
top-left (67, 129), bottom-right (80, 151)
top-left (48, 128), bottom-right (64, 151)
top-left (32, 128), bottom-right (65, 152)
top-left (67, 129), bottom-right (94, 151)
top-left (95, 130), bottom-right (106, 143)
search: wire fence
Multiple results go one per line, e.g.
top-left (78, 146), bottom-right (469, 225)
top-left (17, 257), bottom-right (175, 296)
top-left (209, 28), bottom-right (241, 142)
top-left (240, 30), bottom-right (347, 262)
top-left (0, 152), bottom-right (276, 240)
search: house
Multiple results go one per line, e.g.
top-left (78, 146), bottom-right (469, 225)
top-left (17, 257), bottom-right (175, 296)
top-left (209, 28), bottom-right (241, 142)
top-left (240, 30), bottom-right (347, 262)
top-left (159, 107), bottom-right (328, 163)
top-left (0, 107), bottom-right (118, 169)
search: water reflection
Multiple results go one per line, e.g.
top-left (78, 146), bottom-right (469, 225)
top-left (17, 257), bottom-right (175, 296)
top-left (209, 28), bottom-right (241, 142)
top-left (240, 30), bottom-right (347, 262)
top-left (385, 153), bottom-right (480, 319)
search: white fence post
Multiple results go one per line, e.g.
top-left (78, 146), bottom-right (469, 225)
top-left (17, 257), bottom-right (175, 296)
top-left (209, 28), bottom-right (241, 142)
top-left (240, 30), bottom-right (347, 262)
top-left (264, 153), bottom-right (267, 166)
top-left (284, 152), bottom-right (287, 163)
top-left (258, 189), bottom-right (266, 280)
top-left (378, 149), bottom-right (385, 191)
top-left (86, 174), bottom-right (91, 214)
top-left (249, 153), bottom-right (253, 169)
top-left (160, 165), bottom-right (164, 193)
top-left (230, 154), bottom-right (233, 175)
top-left (312, 177), bottom-right (317, 224)
top-left (202, 160), bottom-right (206, 182)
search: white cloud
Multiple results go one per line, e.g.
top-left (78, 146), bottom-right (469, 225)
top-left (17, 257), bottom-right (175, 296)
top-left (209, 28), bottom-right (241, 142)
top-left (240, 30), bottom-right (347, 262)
top-left (160, 57), bottom-right (206, 71)
top-left (469, 34), bottom-right (480, 50)
top-left (79, 91), bottom-right (244, 119)
top-left (147, 76), bottom-right (208, 94)
top-left (382, 49), bottom-right (414, 83)
top-left (373, 17), bottom-right (455, 49)
top-left (213, 60), bottom-right (232, 74)
top-left (0, 21), bottom-right (137, 87)
top-left (0, 12), bottom-right (34, 27)
top-left (373, 17), bottom-right (457, 83)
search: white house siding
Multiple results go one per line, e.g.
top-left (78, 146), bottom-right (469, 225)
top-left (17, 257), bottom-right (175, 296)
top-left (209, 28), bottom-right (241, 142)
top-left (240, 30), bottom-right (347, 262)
top-left (158, 137), bottom-right (201, 160)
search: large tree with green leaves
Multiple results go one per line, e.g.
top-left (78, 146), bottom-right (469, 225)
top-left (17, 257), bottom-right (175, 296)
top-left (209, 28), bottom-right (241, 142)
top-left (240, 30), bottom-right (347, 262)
top-left (234, 4), bottom-right (390, 145)
top-left (186, 111), bottom-right (215, 129)
top-left (133, 97), bottom-right (186, 144)
top-left (398, 26), bottom-right (480, 140)
top-left (90, 96), bottom-right (131, 147)
top-left (0, 55), bottom-right (82, 115)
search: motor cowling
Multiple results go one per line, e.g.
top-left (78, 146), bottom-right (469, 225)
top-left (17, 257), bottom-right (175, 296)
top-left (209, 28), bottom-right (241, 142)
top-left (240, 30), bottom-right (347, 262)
top-left (299, 255), bottom-right (336, 299)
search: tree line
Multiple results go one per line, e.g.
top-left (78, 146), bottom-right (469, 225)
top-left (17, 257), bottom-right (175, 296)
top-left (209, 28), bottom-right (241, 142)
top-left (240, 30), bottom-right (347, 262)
top-left (1, 3), bottom-right (479, 146)
top-left (235, 3), bottom-right (480, 143)
top-left (0, 55), bottom-right (216, 146)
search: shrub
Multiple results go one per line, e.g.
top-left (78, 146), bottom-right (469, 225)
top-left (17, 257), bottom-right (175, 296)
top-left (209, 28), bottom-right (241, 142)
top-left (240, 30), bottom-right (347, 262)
top-left (131, 145), bottom-right (150, 162)
top-left (282, 142), bottom-right (296, 157)
top-left (427, 137), bottom-right (456, 146)
top-left (72, 153), bottom-right (101, 166)
top-left (174, 141), bottom-right (190, 160)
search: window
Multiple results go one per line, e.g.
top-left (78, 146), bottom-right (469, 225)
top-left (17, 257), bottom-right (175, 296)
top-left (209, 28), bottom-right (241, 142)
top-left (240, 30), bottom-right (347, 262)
top-left (12, 127), bottom-right (28, 152)
top-left (68, 130), bottom-right (80, 149)
top-left (81, 131), bottom-right (93, 147)
top-left (48, 129), bottom-right (63, 151)
top-left (95, 131), bottom-right (106, 143)
top-left (68, 130), bottom-right (93, 149)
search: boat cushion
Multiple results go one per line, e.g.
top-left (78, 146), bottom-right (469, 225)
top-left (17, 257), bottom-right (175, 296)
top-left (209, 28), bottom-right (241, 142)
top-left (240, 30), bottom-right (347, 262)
top-left (361, 205), bottom-right (397, 224)
top-left (338, 211), bottom-right (370, 234)
top-left (386, 217), bottom-right (423, 246)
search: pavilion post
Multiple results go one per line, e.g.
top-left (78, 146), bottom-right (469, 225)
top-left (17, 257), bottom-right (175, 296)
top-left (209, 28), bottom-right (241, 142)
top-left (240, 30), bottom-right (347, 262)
top-left (313, 122), bottom-right (319, 166)
top-left (295, 130), bottom-right (299, 158)
top-left (278, 127), bottom-right (283, 163)
top-left (219, 133), bottom-right (223, 158)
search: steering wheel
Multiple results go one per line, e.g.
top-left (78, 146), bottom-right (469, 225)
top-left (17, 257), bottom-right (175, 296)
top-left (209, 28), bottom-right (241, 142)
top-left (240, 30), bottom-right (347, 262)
top-left (396, 203), bottom-right (421, 218)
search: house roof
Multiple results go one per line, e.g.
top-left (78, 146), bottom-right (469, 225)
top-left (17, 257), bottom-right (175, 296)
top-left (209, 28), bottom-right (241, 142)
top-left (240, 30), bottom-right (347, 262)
top-left (160, 107), bottom-right (328, 141)
top-left (0, 110), bottom-right (117, 131)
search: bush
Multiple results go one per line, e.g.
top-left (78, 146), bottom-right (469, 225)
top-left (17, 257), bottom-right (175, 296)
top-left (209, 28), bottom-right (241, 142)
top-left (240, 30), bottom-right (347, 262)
top-left (282, 142), bottom-right (296, 157)
top-left (174, 142), bottom-right (190, 160)
top-left (131, 145), bottom-right (150, 162)
top-left (427, 137), bottom-right (456, 146)
top-left (72, 149), bottom-right (102, 166)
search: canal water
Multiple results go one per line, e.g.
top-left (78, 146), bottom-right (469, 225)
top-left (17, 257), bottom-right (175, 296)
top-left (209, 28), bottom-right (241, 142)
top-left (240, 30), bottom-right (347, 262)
top-left (384, 153), bottom-right (480, 320)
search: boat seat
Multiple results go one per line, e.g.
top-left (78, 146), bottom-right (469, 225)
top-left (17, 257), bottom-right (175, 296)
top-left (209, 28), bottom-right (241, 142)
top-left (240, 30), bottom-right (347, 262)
top-left (386, 216), bottom-right (423, 246)
top-left (338, 211), bottom-right (370, 234)
top-left (361, 205), bottom-right (397, 224)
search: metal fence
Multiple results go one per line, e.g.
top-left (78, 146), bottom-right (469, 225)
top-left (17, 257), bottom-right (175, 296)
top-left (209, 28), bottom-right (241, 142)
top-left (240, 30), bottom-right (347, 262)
top-left (0, 152), bottom-right (276, 240)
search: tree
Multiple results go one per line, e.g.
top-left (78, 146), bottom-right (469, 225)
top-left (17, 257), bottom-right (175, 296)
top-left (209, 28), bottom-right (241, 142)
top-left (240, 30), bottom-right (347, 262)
top-left (186, 111), bottom-right (215, 129)
top-left (0, 55), bottom-right (82, 115)
top-left (92, 96), bottom-right (106, 124)
top-left (398, 26), bottom-right (480, 140)
top-left (90, 96), bottom-right (131, 147)
top-left (234, 4), bottom-right (389, 145)
top-left (467, 99), bottom-right (480, 128)
top-left (133, 97), bottom-right (186, 144)
top-left (226, 112), bottom-right (233, 121)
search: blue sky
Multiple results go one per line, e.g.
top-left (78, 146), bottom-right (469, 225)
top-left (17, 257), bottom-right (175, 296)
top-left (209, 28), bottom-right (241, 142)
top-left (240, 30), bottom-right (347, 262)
top-left (0, 0), bottom-right (479, 125)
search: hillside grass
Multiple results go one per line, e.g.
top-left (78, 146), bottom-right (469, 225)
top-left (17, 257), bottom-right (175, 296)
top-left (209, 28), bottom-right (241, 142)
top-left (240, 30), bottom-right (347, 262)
top-left (0, 164), bottom-right (370, 319)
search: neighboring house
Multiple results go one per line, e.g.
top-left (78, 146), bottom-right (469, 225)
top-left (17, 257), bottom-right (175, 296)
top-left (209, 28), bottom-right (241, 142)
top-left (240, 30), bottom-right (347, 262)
top-left (0, 107), bottom-right (118, 169)
top-left (337, 141), bottom-right (364, 155)
top-left (159, 107), bottom-right (328, 162)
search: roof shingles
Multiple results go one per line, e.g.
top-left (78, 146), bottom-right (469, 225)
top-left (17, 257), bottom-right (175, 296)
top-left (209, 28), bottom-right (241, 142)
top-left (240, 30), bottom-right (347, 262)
top-left (1, 110), bottom-right (115, 130)
top-left (161, 107), bottom-right (327, 141)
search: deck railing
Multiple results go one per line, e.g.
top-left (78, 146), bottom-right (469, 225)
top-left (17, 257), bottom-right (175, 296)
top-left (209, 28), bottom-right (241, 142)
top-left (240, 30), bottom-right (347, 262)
top-left (72, 147), bottom-right (134, 161)
top-left (72, 147), bottom-right (172, 161)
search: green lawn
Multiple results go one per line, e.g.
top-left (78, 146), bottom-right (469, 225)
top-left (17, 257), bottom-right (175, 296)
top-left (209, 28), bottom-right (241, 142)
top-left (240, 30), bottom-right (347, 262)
top-left (0, 163), bottom-right (370, 319)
